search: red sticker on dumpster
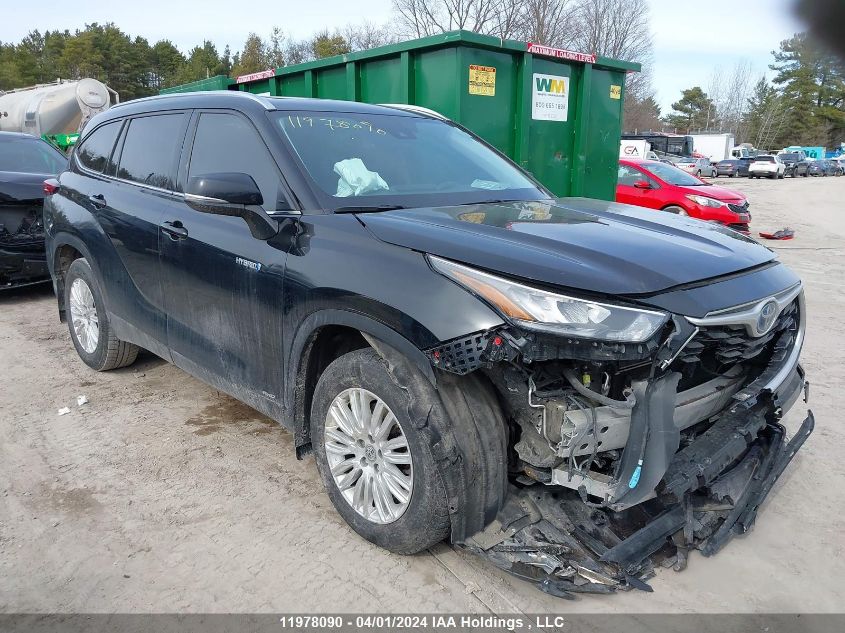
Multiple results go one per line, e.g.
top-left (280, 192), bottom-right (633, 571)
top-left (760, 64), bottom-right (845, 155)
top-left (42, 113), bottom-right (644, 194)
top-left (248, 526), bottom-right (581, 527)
top-left (527, 43), bottom-right (596, 64)
top-left (236, 68), bottom-right (275, 84)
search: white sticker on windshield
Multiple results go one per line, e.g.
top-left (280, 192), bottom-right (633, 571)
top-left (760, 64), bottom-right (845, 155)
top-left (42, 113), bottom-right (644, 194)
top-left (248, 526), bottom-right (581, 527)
top-left (471, 179), bottom-right (507, 190)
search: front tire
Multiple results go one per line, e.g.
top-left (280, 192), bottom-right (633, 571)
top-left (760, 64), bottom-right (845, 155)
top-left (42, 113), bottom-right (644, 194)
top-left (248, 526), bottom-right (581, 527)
top-left (310, 348), bottom-right (452, 554)
top-left (664, 205), bottom-right (688, 215)
top-left (65, 258), bottom-right (139, 371)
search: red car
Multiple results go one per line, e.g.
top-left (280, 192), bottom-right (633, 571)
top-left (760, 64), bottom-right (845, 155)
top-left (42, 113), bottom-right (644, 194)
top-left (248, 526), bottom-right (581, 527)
top-left (616, 158), bottom-right (751, 233)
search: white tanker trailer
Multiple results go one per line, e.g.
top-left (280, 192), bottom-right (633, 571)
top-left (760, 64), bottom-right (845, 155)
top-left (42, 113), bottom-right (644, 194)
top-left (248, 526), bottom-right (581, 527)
top-left (0, 78), bottom-right (117, 138)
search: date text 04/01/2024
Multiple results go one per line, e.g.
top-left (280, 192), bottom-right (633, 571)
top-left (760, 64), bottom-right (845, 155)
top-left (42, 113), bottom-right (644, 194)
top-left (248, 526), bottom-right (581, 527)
top-left (277, 615), bottom-right (573, 630)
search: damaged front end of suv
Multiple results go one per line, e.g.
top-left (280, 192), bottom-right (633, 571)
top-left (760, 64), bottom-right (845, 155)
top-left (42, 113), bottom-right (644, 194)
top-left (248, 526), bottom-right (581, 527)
top-left (0, 191), bottom-right (48, 288)
top-left (0, 132), bottom-right (66, 289)
top-left (423, 241), bottom-right (812, 597)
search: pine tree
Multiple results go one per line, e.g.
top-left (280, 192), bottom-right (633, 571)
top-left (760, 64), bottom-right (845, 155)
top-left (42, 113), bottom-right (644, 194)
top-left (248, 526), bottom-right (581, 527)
top-left (664, 87), bottom-right (716, 133)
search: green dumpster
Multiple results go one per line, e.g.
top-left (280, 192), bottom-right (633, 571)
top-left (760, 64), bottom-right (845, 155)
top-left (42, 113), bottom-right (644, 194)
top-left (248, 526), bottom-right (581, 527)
top-left (159, 74), bottom-right (233, 95)
top-left (161, 31), bottom-right (639, 200)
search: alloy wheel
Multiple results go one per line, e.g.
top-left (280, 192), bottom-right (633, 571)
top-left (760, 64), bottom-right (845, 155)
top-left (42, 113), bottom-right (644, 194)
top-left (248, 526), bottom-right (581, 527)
top-left (69, 278), bottom-right (99, 354)
top-left (324, 388), bottom-right (414, 524)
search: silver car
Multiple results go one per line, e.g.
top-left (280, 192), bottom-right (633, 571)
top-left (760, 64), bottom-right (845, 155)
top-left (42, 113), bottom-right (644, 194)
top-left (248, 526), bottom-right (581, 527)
top-left (676, 157), bottom-right (717, 178)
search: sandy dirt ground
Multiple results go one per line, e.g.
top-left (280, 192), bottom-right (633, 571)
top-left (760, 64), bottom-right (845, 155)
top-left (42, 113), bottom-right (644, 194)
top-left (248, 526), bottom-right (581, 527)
top-left (1, 175), bottom-right (844, 614)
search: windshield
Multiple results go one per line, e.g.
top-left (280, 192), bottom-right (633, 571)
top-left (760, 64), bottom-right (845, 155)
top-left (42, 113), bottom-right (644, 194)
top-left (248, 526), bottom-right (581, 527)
top-left (274, 111), bottom-right (548, 210)
top-left (0, 137), bottom-right (67, 174)
top-left (780, 153), bottom-right (799, 161)
top-left (642, 161), bottom-right (705, 186)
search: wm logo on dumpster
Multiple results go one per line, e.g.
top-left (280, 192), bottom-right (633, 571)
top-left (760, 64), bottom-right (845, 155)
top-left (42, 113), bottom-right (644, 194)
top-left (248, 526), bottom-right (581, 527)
top-left (535, 76), bottom-right (568, 95)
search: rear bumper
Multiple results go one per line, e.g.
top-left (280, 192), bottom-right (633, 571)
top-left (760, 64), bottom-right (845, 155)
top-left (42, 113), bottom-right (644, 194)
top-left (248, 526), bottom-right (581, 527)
top-left (0, 241), bottom-right (49, 288)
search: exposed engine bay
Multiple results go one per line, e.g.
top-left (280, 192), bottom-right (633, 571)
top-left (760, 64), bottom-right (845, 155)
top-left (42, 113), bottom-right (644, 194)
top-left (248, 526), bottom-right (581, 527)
top-left (0, 202), bottom-right (48, 287)
top-left (426, 284), bottom-right (813, 597)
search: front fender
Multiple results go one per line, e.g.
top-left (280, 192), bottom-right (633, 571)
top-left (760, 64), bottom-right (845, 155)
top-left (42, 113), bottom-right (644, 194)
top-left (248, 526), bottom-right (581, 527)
top-left (285, 308), bottom-right (438, 449)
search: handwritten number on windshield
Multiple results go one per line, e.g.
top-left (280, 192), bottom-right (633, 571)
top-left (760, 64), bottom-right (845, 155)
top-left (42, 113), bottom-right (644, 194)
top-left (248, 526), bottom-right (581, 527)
top-left (287, 115), bottom-right (385, 135)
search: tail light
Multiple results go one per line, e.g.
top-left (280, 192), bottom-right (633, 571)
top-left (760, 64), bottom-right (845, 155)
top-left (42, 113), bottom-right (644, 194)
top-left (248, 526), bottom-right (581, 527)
top-left (43, 179), bottom-right (60, 196)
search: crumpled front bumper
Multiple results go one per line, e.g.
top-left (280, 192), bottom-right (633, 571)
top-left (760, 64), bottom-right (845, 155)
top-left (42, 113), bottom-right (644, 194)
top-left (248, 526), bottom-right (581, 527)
top-left (463, 318), bottom-right (814, 598)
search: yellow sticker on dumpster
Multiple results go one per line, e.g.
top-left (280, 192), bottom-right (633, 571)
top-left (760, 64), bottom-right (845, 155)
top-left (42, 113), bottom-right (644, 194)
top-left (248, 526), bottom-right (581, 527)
top-left (469, 65), bottom-right (496, 96)
top-left (610, 84), bottom-right (621, 99)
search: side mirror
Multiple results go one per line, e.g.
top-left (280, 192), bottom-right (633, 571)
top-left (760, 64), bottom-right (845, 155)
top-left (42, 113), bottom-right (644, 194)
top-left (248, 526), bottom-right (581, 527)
top-left (185, 172), bottom-right (278, 240)
top-left (633, 180), bottom-right (652, 189)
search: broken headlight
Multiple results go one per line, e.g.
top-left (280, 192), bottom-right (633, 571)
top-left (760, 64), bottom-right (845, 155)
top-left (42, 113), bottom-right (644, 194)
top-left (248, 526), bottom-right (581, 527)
top-left (429, 255), bottom-right (668, 343)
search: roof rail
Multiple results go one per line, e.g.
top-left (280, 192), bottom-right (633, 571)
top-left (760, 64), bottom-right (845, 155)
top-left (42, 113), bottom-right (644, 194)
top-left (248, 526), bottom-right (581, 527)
top-left (111, 90), bottom-right (274, 111)
top-left (378, 103), bottom-right (449, 120)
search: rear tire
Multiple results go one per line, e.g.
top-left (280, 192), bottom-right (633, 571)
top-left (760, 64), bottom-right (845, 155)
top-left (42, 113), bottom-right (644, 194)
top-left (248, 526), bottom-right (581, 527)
top-left (65, 258), bottom-right (139, 371)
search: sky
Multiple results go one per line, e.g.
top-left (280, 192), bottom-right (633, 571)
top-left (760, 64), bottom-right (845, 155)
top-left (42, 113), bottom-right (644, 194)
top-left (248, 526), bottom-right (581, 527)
top-left (646, 1), bottom-right (804, 112)
top-left (1, 0), bottom-right (806, 113)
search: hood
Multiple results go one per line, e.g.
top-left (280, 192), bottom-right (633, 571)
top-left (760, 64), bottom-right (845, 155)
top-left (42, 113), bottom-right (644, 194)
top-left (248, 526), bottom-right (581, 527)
top-left (358, 198), bottom-right (775, 296)
top-left (675, 183), bottom-right (745, 203)
top-left (0, 171), bottom-right (50, 204)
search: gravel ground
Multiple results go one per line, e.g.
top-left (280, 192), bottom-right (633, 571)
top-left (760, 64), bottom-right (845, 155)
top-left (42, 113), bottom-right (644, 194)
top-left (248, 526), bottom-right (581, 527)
top-left (1, 175), bottom-right (843, 614)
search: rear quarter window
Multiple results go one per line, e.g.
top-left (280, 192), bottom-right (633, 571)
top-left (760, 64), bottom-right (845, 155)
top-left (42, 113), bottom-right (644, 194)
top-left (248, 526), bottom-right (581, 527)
top-left (76, 121), bottom-right (122, 174)
top-left (116, 113), bottom-right (187, 190)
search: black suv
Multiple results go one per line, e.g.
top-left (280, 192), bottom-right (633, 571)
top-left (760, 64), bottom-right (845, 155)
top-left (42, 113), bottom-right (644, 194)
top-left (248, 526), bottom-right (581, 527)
top-left (44, 92), bottom-right (813, 596)
top-left (780, 152), bottom-right (810, 177)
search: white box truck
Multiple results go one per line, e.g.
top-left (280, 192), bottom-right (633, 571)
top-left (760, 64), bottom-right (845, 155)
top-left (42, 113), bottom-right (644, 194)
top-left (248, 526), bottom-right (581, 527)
top-left (691, 133), bottom-right (736, 162)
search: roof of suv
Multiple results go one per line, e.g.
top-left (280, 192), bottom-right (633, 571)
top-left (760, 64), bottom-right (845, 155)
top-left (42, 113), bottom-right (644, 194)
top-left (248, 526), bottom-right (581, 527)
top-left (100, 91), bottom-right (425, 123)
top-left (0, 131), bottom-right (43, 141)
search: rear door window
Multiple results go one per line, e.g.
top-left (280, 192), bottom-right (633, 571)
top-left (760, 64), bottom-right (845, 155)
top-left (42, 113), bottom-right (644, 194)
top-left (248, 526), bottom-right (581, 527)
top-left (76, 121), bottom-right (122, 174)
top-left (187, 112), bottom-right (288, 212)
top-left (116, 113), bottom-right (187, 190)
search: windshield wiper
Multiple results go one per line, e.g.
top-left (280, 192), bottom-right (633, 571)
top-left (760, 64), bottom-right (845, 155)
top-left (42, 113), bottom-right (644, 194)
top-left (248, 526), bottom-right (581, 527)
top-left (456, 199), bottom-right (521, 206)
top-left (334, 204), bottom-right (408, 214)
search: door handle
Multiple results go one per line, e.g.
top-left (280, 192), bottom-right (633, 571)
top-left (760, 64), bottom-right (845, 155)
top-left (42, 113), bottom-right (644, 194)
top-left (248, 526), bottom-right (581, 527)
top-left (88, 194), bottom-right (107, 208)
top-left (160, 220), bottom-right (188, 240)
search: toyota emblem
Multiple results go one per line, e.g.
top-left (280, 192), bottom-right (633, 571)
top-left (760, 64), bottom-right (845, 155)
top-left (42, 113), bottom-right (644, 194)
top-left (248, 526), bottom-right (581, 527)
top-left (755, 300), bottom-right (779, 336)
